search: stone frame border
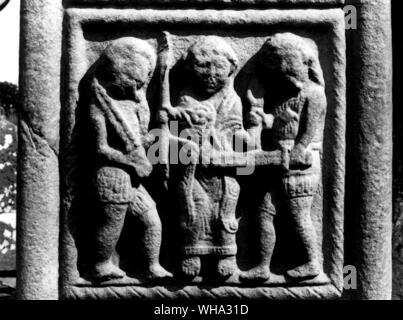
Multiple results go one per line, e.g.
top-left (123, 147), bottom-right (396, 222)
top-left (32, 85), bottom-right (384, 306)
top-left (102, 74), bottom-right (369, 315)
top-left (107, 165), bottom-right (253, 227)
top-left (64, 0), bottom-right (345, 8)
top-left (17, 0), bottom-right (392, 300)
top-left (59, 7), bottom-right (346, 301)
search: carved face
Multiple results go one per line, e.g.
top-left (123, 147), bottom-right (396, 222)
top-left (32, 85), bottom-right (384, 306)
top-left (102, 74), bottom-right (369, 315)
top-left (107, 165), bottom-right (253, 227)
top-left (191, 53), bottom-right (233, 95)
top-left (261, 49), bottom-right (308, 89)
top-left (96, 38), bottom-right (156, 102)
top-left (259, 33), bottom-right (323, 90)
top-left (102, 53), bottom-right (153, 102)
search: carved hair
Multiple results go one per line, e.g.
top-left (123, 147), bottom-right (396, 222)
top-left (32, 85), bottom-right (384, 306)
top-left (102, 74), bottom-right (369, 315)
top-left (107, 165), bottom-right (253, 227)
top-left (186, 36), bottom-right (239, 76)
top-left (262, 33), bottom-right (325, 87)
top-left (96, 37), bottom-right (157, 85)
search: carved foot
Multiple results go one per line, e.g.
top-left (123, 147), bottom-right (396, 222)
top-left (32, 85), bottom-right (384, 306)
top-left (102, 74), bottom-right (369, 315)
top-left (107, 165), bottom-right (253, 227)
top-left (181, 256), bottom-right (201, 277)
top-left (239, 265), bottom-right (271, 282)
top-left (286, 261), bottom-right (322, 280)
top-left (92, 260), bottom-right (126, 281)
top-left (146, 264), bottom-right (173, 280)
top-left (217, 256), bottom-right (237, 278)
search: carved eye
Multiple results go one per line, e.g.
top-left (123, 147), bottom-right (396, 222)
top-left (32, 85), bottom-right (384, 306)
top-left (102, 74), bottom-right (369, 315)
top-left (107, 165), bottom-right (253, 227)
top-left (305, 58), bottom-right (313, 67)
top-left (108, 84), bottom-right (125, 99)
top-left (135, 80), bottom-right (145, 90)
top-left (263, 53), bottom-right (281, 69)
top-left (195, 60), bottom-right (210, 69)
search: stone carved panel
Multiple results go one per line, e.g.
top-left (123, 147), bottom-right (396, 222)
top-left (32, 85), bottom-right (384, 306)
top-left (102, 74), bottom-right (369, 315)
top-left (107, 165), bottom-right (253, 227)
top-left (60, 7), bottom-right (346, 300)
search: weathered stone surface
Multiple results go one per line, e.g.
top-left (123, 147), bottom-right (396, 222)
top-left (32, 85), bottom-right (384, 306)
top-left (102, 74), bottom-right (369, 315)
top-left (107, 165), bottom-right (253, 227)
top-left (18, 0), bottom-right (393, 300)
top-left (58, 6), bottom-right (346, 300)
top-left (343, 0), bottom-right (393, 300)
top-left (18, 0), bottom-right (63, 300)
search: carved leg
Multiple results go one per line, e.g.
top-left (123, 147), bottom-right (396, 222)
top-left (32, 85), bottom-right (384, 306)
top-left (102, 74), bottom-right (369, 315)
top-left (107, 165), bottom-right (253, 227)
top-left (217, 256), bottom-right (237, 278)
top-left (286, 195), bottom-right (322, 279)
top-left (181, 256), bottom-right (202, 277)
top-left (216, 177), bottom-right (240, 278)
top-left (91, 203), bottom-right (127, 281)
top-left (240, 192), bottom-right (276, 282)
top-left (177, 154), bottom-right (202, 277)
top-left (178, 162), bottom-right (197, 230)
top-left (138, 207), bottom-right (173, 280)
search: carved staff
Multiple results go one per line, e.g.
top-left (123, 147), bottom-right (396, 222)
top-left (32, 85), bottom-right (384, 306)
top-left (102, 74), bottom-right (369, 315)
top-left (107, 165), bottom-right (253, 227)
top-left (158, 31), bottom-right (174, 185)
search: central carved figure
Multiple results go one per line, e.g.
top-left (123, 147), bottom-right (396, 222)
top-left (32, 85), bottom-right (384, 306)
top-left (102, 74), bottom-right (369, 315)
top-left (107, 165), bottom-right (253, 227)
top-left (160, 36), bottom-right (257, 278)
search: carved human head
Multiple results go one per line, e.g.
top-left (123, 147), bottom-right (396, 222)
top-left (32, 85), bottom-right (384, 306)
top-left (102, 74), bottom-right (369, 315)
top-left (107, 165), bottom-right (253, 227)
top-left (186, 36), bottom-right (239, 96)
top-left (96, 37), bottom-right (157, 101)
top-left (260, 33), bottom-right (324, 89)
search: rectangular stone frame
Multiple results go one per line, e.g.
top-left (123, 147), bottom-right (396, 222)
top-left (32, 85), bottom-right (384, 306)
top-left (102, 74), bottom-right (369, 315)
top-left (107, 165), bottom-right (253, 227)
top-left (17, 0), bottom-right (392, 300)
top-left (65, 0), bottom-right (345, 7)
top-left (60, 7), bottom-right (346, 300)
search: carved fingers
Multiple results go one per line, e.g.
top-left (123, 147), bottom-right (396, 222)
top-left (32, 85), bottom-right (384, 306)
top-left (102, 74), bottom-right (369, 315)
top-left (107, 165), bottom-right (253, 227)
top-left (127, 149), bottom-right (153, 178)
top-left (278, 107), bottom-right (300, 123)
top-left (249, 107), bottom-right (274, 130)
top-left (246, 78), bottom-right (265, 109)
top-left (165, 105), bottom-right (214, 127)
top-left (142, 132), bottom-right (157, 149)
top-left (289, 144), bottom-right (313, 169)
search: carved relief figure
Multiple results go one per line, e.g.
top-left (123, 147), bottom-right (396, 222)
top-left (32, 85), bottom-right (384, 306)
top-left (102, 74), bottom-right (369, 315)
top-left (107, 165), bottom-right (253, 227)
top-left (87, 38), bottom-right (172, 281)
top-left (159, 36), bottom-right (257, 278)
top-left (241, 33), bottom-right (327, 281)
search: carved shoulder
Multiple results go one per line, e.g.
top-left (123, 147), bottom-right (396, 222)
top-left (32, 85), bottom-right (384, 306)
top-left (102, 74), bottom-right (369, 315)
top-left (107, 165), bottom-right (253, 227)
top-left (304, 83), bottom-right (327, 113)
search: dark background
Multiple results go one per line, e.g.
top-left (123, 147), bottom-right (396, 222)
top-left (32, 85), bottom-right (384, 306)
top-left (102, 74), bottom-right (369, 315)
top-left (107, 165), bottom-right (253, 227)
top-left (392, 0), bottom-right (403, 300)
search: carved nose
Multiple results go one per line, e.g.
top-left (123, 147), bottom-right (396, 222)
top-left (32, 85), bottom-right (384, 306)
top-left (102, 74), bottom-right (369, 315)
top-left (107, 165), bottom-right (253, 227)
top-left (129, 86), bottom-right (141, 102)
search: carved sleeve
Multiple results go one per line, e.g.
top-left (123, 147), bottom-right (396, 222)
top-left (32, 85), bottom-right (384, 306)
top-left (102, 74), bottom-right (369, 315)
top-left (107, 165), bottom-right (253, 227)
top-left (89, 103), bottom-right (138, 171)
top-left (296, 86), bottom-right (326, 149)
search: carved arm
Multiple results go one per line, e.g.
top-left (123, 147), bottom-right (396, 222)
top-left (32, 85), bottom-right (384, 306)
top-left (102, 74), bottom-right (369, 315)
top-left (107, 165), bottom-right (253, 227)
top-left (90, 104), bottom-right (152, 179)
top-left (290, 86), bottom-right (326, 168)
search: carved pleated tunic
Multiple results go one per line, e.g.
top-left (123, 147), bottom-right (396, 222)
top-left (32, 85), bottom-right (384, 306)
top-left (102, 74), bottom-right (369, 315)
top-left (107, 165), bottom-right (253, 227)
top-left (263, 91), bottom-right (325, 198)
top-left (175, 88), bottom-right (243, 256)
top-left (89, 81), bottom-right (155, 214)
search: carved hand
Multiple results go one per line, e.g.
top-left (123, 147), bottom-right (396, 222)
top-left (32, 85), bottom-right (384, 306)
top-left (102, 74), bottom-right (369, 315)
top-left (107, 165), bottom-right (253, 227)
top-left (127, 148), bottom-right (153, 178)
top-left (278, 107), bottom-right (300, 123)
top-left (249, 107), bottom-right (274, 129)
top-left (289, 144), bottom-right (313, 169)
top-left (165, 106), bottom-right (211, 127)
top-left (142, 132), bottom-right (157, 149)
top-left (246, 78), bottom-right (265, 109)
top-left (246, 78), bottom-right (268, 128)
